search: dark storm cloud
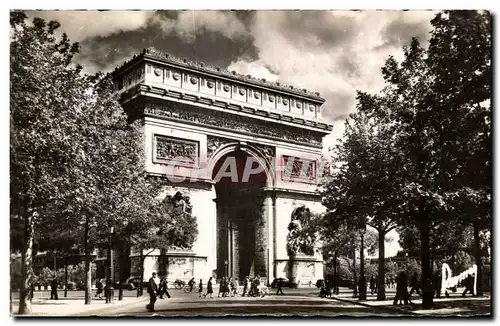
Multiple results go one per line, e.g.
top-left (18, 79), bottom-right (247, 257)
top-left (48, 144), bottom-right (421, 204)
top-left (77, 10), bottom-right (259, 74)
top-left (26, 10), bottom-right (437, 128)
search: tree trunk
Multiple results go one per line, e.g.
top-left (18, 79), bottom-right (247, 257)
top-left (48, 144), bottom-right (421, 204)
top-left (84, 216), bottom-right (92, 305)
top-left (473, 220), bottom-right (483, 296)
top-left (377, 228), bottom-right (386, 300)
top-left (64, 258), bottom-right (68, 298)
top-left (18, 209), bottom-right (34, 315)
top-left (138, 251), bottom-right (145, 297)
top-left (333, 251), bottom-right (337, 283)
top-left (419, 215), bottom-right (434, 309)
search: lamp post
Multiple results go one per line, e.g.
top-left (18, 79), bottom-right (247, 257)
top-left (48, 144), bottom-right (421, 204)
top-left (224, 260), bottom-right (228, 279)
top-left (106, 225), bottom-right (114, 304)
top-left (358, 219), bottom-right (367, 301)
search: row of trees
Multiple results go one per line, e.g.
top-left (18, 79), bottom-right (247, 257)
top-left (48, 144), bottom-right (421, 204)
top-left (296, 10), bottom-right (491, 308)
top-left (10, 12), bottom-right (198, 315)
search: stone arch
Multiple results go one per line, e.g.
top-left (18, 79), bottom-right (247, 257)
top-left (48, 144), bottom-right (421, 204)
top-left (208, 142), bottom-right (274, 188)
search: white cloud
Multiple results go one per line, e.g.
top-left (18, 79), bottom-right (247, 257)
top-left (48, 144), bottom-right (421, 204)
top-left (227, 10), bottom-right (437, 124)
top-left (26, 10), bottom-right (154, 41)
top-left (151, 10), bottom-right (248, 43)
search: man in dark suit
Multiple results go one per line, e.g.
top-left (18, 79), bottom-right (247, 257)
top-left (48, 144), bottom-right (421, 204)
top-left (147, 272), bottom-right (159, 312)
top-left (50, 277), bottom-right (58, 300)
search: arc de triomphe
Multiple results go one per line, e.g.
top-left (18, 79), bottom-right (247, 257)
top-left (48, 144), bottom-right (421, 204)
top-left (112, 48), bottom-right (333, 285)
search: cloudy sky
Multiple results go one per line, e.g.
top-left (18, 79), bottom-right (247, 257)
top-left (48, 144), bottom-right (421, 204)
top-left (23, 10), bottom-right (442, 256)
top-left (26, 10), bottom-right (438, 150)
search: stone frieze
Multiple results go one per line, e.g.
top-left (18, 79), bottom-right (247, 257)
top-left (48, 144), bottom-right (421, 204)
top-left (144, 102), bottom-right (323, 147)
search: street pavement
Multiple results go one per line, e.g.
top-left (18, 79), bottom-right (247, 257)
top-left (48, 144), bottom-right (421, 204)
top-left (11, 286), bottom-right (491, 317)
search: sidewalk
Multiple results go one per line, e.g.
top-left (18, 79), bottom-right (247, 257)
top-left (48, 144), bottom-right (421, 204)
top-left (11, 295), bottom-right (149, 317)
top-left (333, 290), bottom-right (491, 317)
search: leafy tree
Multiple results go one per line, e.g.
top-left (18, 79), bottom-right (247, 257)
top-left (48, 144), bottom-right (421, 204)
top-left (427, 10), bottom-right (491, 296)
top-left (120, 192), bottom-right (198, 295)
top-left (10, 12), bottom-right (164, 312)
top-left (320, 109), bottom-right (403, 300)
top-left (10, 12), bottom-right (86, 314)
top-left (355, 10), bottom-right (490, 308)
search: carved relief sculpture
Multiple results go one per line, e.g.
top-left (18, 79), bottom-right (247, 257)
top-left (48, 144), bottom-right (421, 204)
top-left (282, 156), bottom-right (316, 181)
top-left (155, 135), bottom-right (198, 165)
top-left (207, 136), bottom-right (235, 159)
top-left (286, 206), bottom-right (314, 256)
top-left (144, 102), bottom-right (323, 147)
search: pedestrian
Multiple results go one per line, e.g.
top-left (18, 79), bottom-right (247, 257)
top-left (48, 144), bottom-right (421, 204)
top-left (370, 276), bottom-right (377, 295)
top-left (233, 277), bottom-right (239, 296)
top-left (158, 278), bottom-right (170, 299)
top-left (217, 277), bottom-right (224, 298)
top-left (333, 275), bottom-right (339, 295)
top-left (255, 275), bottom-right (262, 297)
top-left (242, 276), bottom-right (249, 297)
top-left (276, 278), bottom-right (284, 295)
top-left (462, 274), bottom-right (475, 297)
top-left (409, 272), bottom-right (421, 297)
top-left (390, 276), bottom-right (395, 288)
top-left (28, 283), bottom-right (34, 303)
top-left (433, 271), bottom-right (442, 298)
top-left (146, 272), bottom-right (160, 312)
top-left (198, 279), bottom-right (206, 298)
top-left (105, 278), bottom-right (113, 302)
top-left (228, 277), bottom-right (234, 297)
top-left (393, 272), bottom-right (411, 305)
top-left (95, 278), bottom-right (104, 299)
top-left (206, 277), bottom-right (214, 298)
top-left (50, 277), bottom-right (58, 300)
top-left (224, 277), bottom-right (230, 297)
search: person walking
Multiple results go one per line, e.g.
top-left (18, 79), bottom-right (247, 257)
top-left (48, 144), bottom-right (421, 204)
top-left (159, 278), bottom-right (171, 299)
top-left (409, 272), bottom-right (421, 297)
top-left (146, 272), bottom-right (160, 312)
top-left (276, 278), bottom-right (284, 295)
top-left (198, 279), bottom-right (205, 298)
top-left (217, 277), bottom-right (224, 298)
top-left (462, 274), bottom-right (475, 297)
top-left (50, 277), bottom-right (58, 300)
top-left (28, 283), bottom-right (34, 303)
top-left (393, 272), bottom-right (411, 305)
top-left (206, 277), bottom-right (214, 298)
top-left (233, 278), bottom-right (239, 296)
top-left (370, 276), bottom-right (377, 295)
top-left (95, 278), bottom-right (104, 299)
top-left (242, 276), bottom-right (249, 297)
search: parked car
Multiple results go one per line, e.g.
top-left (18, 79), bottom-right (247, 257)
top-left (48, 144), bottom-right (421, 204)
top-left (124, 277), bottom-right (148, 290)
top-left (271, 277), bottom-right (290, 288)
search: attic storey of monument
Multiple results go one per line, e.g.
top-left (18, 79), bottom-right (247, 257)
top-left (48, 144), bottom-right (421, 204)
top-left (111, 48), bottom-right (333, 285)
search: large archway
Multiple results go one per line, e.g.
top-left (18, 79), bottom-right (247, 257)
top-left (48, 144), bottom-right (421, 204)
top-left (212, 148), bottom-right (269, 281)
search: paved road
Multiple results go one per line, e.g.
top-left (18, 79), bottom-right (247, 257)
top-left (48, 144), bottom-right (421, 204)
top-left (72, 288), bottom-right (412, 317)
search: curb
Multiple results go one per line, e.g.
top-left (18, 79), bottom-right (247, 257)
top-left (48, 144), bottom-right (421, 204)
top-left (70, 297), bottom-right (150, 316)
top-left (332, 296), bottom-right (419, 316)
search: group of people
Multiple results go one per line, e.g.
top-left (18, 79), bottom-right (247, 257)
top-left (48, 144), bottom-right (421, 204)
top-left (146, 272), bottom-right (271, 312)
